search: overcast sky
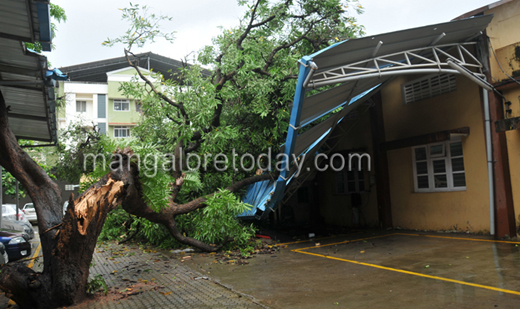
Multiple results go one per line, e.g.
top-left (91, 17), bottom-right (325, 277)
top-left (46, 0), bottom-right (495, 68)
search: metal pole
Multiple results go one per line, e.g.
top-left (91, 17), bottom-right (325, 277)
top-left (16, 180), bottom-right (19, 221)
top-left (483, 88), bottom-right (495, 235)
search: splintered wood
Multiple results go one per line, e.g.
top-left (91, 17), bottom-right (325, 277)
top-left (74, 178), bottom-right (124, 235)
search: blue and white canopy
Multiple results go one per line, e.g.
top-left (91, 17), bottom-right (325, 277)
top-left (241, 14), bottom-right (493, 219)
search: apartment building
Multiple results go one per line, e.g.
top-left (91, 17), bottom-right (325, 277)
top-left (57, 52), bottom-right (194, 138)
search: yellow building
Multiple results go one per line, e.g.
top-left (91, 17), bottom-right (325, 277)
top-left (276, 0), bottom-right (520, 238)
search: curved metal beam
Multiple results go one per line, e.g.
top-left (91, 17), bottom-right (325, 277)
top-left (308, 42), bottom-right (484, 89)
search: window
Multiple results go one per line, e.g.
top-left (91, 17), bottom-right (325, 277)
top-left (412, 139), bottom-right (466, 192)
top-left (114, 126), bottom-right (130, 138)
top-left (113, 99), bottom-right (130, 111)
top-left (76, 101), bottom-right (86, 113)
top-left (402, 74), bottom-right (456, 104)
top-left (335, 161), bottom-right (365, 194)
top-left (98, 122), bottom-right (107, 135)
top-left (135, 101), bottom-right (142, 112)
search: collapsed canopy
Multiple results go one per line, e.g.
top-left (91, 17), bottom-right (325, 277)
top-left (240, 14), bottom-right (493, 219)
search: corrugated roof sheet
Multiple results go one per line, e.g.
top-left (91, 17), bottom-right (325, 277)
top-left (59, 52), bottom-right (210, 82)
top-left (0, 0), bottom-right (57, 142)
top-left (310, 15), bottom-right (493, 72)
top-left (0, 0), bottom-right (36, 42)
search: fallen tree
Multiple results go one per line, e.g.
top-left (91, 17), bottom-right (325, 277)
top-left (0, 1), bottom-right (364, 307)
top-left (0, 99), bottom-right (273, 307)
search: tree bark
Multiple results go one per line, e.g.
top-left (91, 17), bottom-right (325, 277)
top-left (0, 90), bottom-right (126, 306)
top-left (0, 91), bottom-right (273, 307)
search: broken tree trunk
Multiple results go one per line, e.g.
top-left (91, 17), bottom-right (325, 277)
top-left (0, 91), bottom-right (274, 308)
top-left (0, 92), bottom-right (127, 308)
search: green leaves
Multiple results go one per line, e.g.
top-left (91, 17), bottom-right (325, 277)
top-left (100, 189), bottom-right (256, 250)
top-left (87, 274), bottom-right (108, 295)
top-left (182, 189), bottom-right (255, 247)
top-left (92, 0), bottom-right (367, 251)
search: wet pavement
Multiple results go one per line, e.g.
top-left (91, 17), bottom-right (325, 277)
top-left (182, 231), bottom-right (520, 308)
top-left (1, 229), bottom-right (520, 308)
top-left (0, 226), bottom-right (265, 309)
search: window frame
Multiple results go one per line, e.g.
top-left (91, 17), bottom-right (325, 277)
top-left (114, 126), bottom-right (130, 138)
top-left (113, 99), bottom-right (130, 112)
top-left (412, 138), bottom-right (466, 193)
top-left (335, 161), bottom-right (366, 195)
top-left (76, 100), bottom-right (87, 113)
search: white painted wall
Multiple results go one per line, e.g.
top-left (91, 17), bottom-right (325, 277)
top-left (61, 82), bottom-right (108, 130)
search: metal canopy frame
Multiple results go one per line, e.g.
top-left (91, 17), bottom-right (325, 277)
top-left (308, 42), bottom-right (484, 88)
top-left (239, 14), bottom-right (494, 220)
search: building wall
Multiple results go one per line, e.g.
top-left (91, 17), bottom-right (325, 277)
top-left (485, 0), bottom-right (520, 81)
top-left (504, 88), bottom-right (520, 234)
top-left (59, 82), bottom-right (108, 130)
top-left (485, 1), bottom-right (520, 235)
top-left (57, 67), bottom-right (151, 139)
top-left (382, 75), bottom-right (490, 232)
top-left (105, 67), bottom-right (151, 138)
top-left (106, 97), bottom-right (141, 124)
top-left (107, 80), bottom-right (140, 139)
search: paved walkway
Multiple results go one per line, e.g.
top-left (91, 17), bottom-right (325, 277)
top-left (1, 241), bottom-right (266, 309)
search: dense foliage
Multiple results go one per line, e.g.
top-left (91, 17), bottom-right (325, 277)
top-left (65, 132), bottom-right (255, 249)
top-left (56, 0), bottom-right (365, 250)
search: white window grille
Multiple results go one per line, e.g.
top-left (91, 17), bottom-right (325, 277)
top-left (402, 74), bottom-right (456, 104)
top-left (412, 138), bottom-right (466, 192)
top-left (114, 126), bottom-right (130, 138)
top-left (76, 101), bottom-right (86, 113)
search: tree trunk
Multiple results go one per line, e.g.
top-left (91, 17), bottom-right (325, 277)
top-left (0, 91), bottom-right (130, 308)
top-left (0, 92), bottom-right (274, 308)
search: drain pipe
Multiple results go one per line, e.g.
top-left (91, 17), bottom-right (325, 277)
top-left (447, 60), bottom-right (496, 235)
top-left (483, 88), bottom-right (495, 236)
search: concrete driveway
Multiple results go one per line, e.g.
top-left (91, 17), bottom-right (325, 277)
top-left (184, 231), bottom-right (520, 308)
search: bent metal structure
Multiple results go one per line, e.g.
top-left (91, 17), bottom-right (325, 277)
top-left (241, 14), bottom-right (496, 229)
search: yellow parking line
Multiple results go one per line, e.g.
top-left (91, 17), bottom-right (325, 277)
top-left (27, 243), bottom-right (41, 269)
top-left (394, 233), bottom-right (520, 244)
top-left (276, 235), bottom-right (341, 246)
top-left (291, 233), bottom-right (520, 296)
top-left (293, 249), bottom-right (520, 296)
top-left (295, 233), bottom-right (399, 251)
top-left (293, 232), bottom-right (520, 252)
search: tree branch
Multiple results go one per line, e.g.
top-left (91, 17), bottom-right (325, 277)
top-left (124, 49), bottom-right (189, 122)
top-left (262, 19), bottom-right (319, 72)
top-left (173, 172), bottom-right (277, 215)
